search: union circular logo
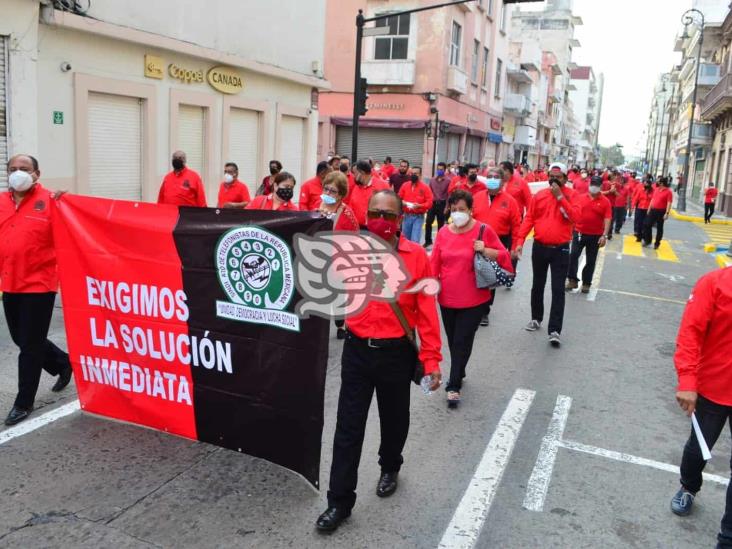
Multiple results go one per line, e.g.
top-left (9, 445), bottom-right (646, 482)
top-left (216, 227), bottom-right (293, 310)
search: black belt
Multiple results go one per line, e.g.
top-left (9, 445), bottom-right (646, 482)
top-left (536, 241), bottom-right (570, 248)
top-left (346, 330), bottom-right (410, 349)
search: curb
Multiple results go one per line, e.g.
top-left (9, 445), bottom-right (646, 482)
top-left (670, 209), bottom-right (732, 225)
top-left (716, 254), bottom-right (732, 268)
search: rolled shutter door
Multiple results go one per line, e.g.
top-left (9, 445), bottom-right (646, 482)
top-left (446, 133), bottom-right (461, 163)
top-left (229, 108), bottom-right (260, 197)
top-left (466, 136), bottom-right (482, 164)
top-left (178, 104), bottom-right (206, 178)
top-left (0, 37), bottom-right (7, 188)
top-left (280, 115), bottom-right (305, 184)
top-left (336, 127), bottom-right (424, 168)
top-left (88, 92), bottom-right (142, 200)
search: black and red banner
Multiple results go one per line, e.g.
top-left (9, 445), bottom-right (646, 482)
top-left (52, 195), bottom-right (331, 487)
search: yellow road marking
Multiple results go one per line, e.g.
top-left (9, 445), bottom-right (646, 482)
top-left (717, 254), bottom-right (732, 268)
top-left (622, 235), bottom-right (644, 257)
top-left (596, 289), bottom-right (686, 305)
top-left (655, 240), bottom-right (679, 262)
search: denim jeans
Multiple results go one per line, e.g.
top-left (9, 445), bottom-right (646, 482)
top-left (402, 214), bottom-right (424, 243)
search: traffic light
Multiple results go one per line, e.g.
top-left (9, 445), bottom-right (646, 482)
top-left (358, 77), bottom-right (369, 116)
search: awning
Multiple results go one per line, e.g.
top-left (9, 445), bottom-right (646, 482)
top-left (330, 117), bottom-right (426, 129)
top-left (488, 132), bottom-right (503, 144)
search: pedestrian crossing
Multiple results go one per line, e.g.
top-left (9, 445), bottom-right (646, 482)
top-left (696, 222), bottom-right (732, 246)
top-left (620, 235), bottom-right (679, 262)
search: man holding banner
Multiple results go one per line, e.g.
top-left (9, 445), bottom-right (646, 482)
top-left (316, 190), bottom-right (443, 533)
top-left (1, 154), bottom-right (72, 425)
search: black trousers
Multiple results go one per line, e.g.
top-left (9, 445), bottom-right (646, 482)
top-left (485, 234), bottom-right (513, 317)
top-left (678, 395), bottom-right (732, 548)
top-left (327, 333), bottom-right (415, 511)
top-left (643, 208), bottom-right (666, 246)
top-left (612, 207), bottom-right (626, 233)
top-left (705, 202), bottom-right (716, 223)
top-left (634, 207), bottom-right (647, 238)
top-left (3, 292), bottom-right (70, 409)
top-left (531, 242), bottom-right (570, 334)
top-left (440, 303), bottom-right (485, 392)
top-left (567, 232), bottom-right (601, 285)
top-left (424, 200), bottom-right (446, 245)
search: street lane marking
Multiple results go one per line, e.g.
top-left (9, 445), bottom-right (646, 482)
top-left (523, 395), bottom-right (572, 512)
top-left (439, 388), bottom-right (535, 549)
top-left (559, 439), bottom-right (729, 486)
top-left (622, 235), bottom-right (645, 257)
top-left (655, 240), bottom-right (679, 262)
top-left (587, 248), bottom-right (606, 302)
top-left (0, 399), bottom-right (80, 446)
top-left (596, 288), bottom-right (686, 305)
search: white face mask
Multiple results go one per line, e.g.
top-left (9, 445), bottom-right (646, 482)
top-left (451, 211), bottom-right (470, 228)
top-left (224, 173), bottom-right (234, 184)
top-left (589, 185), bottom-right (601, 195)
top-left (8, 170), bottom-right (34, 192)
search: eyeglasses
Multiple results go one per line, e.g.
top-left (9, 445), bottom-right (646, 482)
top-left (323, 186), bottom-right (339, 196)
top-left (366, 209), bottom-right (400, 222)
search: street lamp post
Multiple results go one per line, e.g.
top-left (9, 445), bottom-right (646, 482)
top-left (679, 8), bottom-right (705, 212)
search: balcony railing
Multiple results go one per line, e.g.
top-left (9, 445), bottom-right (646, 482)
top-left (361, 60), bottom-right (416, 86)
top-left (447, 66), bottom-right (468, 95)
top-left (504, 93), bottom-right (532, 116)
top-left (700, 73), bottom-right (732, 120)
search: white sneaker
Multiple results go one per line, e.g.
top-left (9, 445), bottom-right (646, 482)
top-left (549, 332), bottom-right (561, 347)
top-left (525, 320), bottom-right (541, 332)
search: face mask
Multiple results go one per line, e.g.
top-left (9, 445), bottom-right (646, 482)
top-left (410, 174), bottom-right (419, 183)
top-left (172, 158), bottom-right (185, 171)
top-left (468, 174), bottom-right (477, 183)
top-left (399, 168), bottom-right (408, 175)
top-left (339, 165), bottom-right (349, 173)
top-left (486, 178), bottom-right (501, 191)
top-left (320, 193), bottom-right (337, 206)
top-left (451, 211), bottom-right (470, 227)
top-left (269, 166), bottom-right (279, 175)
top-left (367, 217), bottom-right (399, 241)
top-left (8, 170), bottom-right (34, 192)
top-left (581, 173), bottom-right (588, 178)
top-left (224, 173), bottom-right (234, 184)
top-left (436, 170), bottom-right (445, 177)
top-left (589, 185), bottom-right (601, 194)
top-left (276, 187), bottom-right (293, 201)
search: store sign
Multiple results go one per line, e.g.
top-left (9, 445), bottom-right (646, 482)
top-left (490, 118), bottom-right (502, 131)
top-left (367, 103), bottom-right (405, 111)
top-left (144, 55), bottom-right (164, 80)
top-left (168, 63), bottom-right (205, 84)
top-left (207, 66), bottom-right (244, 94)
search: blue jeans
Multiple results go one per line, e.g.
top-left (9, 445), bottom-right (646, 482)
top-left (402, 214), bottom-right (424, 243)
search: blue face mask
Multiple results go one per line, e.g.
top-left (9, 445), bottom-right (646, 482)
top-left (436, 169), bottom-right (445, 177)
top-left (486, 178), bottom-right (501, 191)
top-left (320, 193), bottom-right (337, 206)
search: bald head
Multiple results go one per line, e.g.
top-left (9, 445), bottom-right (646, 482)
top-left (8, 154), bottom-right (39, 173)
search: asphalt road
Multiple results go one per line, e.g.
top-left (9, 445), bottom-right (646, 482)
top-left (0, 217), bottom-right (728, 549)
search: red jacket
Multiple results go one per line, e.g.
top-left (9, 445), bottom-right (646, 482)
top-left (515, 186), bottom-right (579, 248)
top-left (398, 180), bottom-right (434, 214)
top-left (299, 176), bottom-right (324, 211)
top-left (575, 193), bottom-right (612, 236)
top-left (505, 173), bottom-right (533, 214)
top-left (157, 167), bottom-right (207, 207)
top-left (632, 186), bottom-right (653, 210)
top-left (217, 180), bottom-right (251, 209)
top-left (344, 177), bottom-right (390, 226)
top-left (675, 267), bottom-right (732, 405)
top-left (333, 203), bottom-right (360, 231)
top-left (705, 187), bottom-right (719, 204)
top-left (246, 194), bottom-right (299, 211)
top-left (472, 189), bottom-right (521, 240)
top-left (0, 184), bottom-right (58, 293)
top-left (346, 237), bottom-right (442, 374)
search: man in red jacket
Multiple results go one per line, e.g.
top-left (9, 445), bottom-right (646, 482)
top-left (670, 266), bottom-right (732, 549)
top-left (514, 162), bottom-right (579, 347)
top-left (502, 161), bottom-right (533, 217)
top-left (299, 161), bottom-right (332, 211)
top-left (157, 150), bottom-right (207, 207)
top-left (344, 159), bottom-right (390, 228)
top-left (1, 155), bottom-right (73, 425)
top-left (398, 166), bottom-right (433, 243)
top-left (704, 182), bottom-right (719, 224)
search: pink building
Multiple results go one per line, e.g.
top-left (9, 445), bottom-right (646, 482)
top-left (319, 0), bottom-right (519, 175)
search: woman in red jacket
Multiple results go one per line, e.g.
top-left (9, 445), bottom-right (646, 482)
top-left (246, 172), bottom-right (299, 211)
top-left (430, 189), bottom-right (513, 408)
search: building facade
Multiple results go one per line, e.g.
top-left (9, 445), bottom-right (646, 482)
top-left (0, 0), bottom-right (327, 201)
top-left (568, 66), bottom-right (602, 167)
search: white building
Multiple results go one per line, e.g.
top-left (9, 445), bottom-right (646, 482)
top-left (0, 0), bottom-right (328, 202)
top-left (569, 66), bottom-right (603, 166)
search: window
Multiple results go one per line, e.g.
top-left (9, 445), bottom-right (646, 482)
top-left (481, 47), bottom-right (490, 88)
top-left (488, 0), bottom-right (494, 16)
top-left (450, 22), bottom-right (462, 67)
top-left (494, 58), bottom-right (503, 98)
top-left (374, 13), bottom-right (410, 60)
top-left (500, 4), bottom-right (507, 32)
top-left (471, 40), bottom-right (480, 81)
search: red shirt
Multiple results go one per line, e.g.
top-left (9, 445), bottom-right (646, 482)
top-left (299, 176), bottom-right (323, 211)
top-left (612, 184), bottom-right (630, 208)
top-left (157, 167), bottom-right (207, 207)
top-left (472, 190), bottom-right (521, 240)
top-left (346, 237), bottom-right (442, 374)
top-left (246, 194), bottom-right (299, 211)
top-left (430, 222), bottom-right (512, 309)
top-left (705, 187), bottom-right (719, 204)
top-left (332, 203), bottom-right (360, 232)
top-left (525, 172), bottom-right (536, 183)
top-left (344, 178), bottom-right (390, 226)
top-left (216, 180), bottom-right (251, 209)
top-left (398, 181), bottom-right (434, 214)
top-left (650, 187), bottom-right (673, 210)
top-left (380, 163), bottom-right (396, 180)
top-left (632, 186), bottom-right (653, 210)
top-left (447, 176), bottom-right (467, 194)
top-left (675, 267), bottom-right (732, 406)
top-left (516, 187), bottom-right (579, 248)
top-left (572, 177), bottom-right (590, 195)
top-left (575, 193), bottom-right (612, 235)
top-left (260, 175), bottom-right (275, 196)
top-left (0, 184), bottom-right (58, 293)
top-left (505, 173), bottom-right (533, 214)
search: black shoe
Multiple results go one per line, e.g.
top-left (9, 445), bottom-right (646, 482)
top-left (654, 243), bottom-right (661, 250)
top-left (614, 230), bottom-right (620, 234)
top-left (479, 315), bottom-right (489, 327)
top-left (607, 234), bottom-right (613, 241)
top-left (315, 507), bottom-right (351, 533)
top-left (376, 472), bottom-right (399, 498)
top-left (52, 366), bottom-right (73, 392)
top-left (336, 328), bottom-right (346, 340)
top-left (4, 406), bottom-right (32, 426)
top-left (635, 236), bottom-right (642, 242)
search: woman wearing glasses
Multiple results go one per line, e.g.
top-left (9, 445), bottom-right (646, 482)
top-left (430, 189), bottom-right (512, 408)
top-left (246, 171), bottom-right (299, 211)
top-left (318, 171), bottom-right (359, 232)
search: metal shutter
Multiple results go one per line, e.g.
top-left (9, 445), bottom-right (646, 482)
top-left (280, 115), bottom-right (305, 184)
top-left (335, 127), bottom-right (424, 168)
top-left (88, 92), bottom-right (142, 200)
top-left (178, 104), bottom-right (205, 178)
top-left (436, 133), bottom-right (462, 165)
top-left (466, 135), bottom-right (482, 164)
top-left (0, 36), bottom-right (7, 188)
top-left (229, 108), bottom-right (260, 197)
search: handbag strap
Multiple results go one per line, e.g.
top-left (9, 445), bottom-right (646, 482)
top-left (388, 300), bottom-right (418, 350)
top-left (478, 223), bottom-right (486, 242)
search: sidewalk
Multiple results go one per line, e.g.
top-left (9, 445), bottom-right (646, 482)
top-left (671, 197), bottom-right (732, 225)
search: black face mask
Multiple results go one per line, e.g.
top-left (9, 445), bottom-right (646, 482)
top-left (276, 187), bottom-right (293, 201)
top-left (410, 174), bottom-right (419, 183)
top-left (468, 174), bottom-right (477, 183)
top-left (269, 166), bottom-right (279, 175)
top-left (399, 168), bottom-right (408, 175)
top-left (339, 164), bottom-right (349, 173)
top-left (172, 158), bottom-right (185, 171)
